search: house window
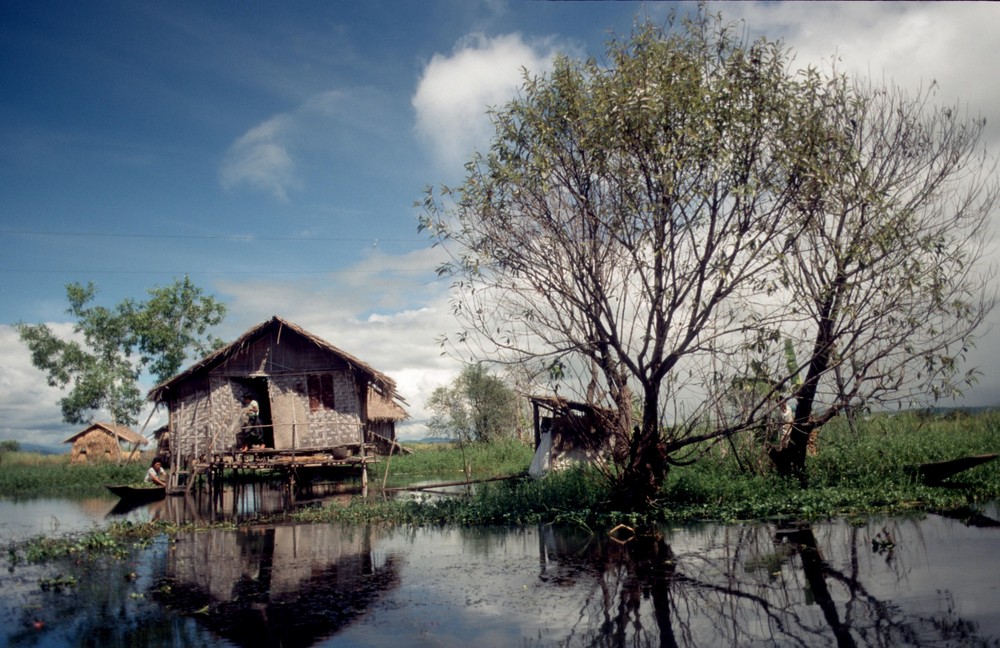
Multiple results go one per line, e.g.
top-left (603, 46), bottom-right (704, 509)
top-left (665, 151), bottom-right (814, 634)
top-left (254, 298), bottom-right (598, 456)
top-left (308, 374), bottom-right (336, 412)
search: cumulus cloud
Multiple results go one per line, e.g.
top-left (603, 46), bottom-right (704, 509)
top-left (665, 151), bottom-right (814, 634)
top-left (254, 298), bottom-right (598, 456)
top-left (412, 32), bottom-right (560, 172)
top-left (728, 3), bottom-right (1000, 147)
top-left (3, 245), bottom-right (462, 442)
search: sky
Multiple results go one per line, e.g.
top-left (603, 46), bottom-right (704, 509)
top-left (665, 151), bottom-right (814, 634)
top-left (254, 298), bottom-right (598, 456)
top-left (2, 1), bottom-right (1000, 448)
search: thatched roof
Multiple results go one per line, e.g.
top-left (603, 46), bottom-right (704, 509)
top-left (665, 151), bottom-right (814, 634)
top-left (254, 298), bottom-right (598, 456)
top-left (530, 395), bottom-right (610, 416)
top-left (62, 422), bottom-right (148, 446)
top-left (367, 388), bottom-right (409, 422)
top-left (147, 315), bottom-right (399, 403)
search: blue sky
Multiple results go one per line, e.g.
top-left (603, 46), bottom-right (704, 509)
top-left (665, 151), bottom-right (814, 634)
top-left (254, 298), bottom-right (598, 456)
top-left (3, 1), bottom-right (1000, 446)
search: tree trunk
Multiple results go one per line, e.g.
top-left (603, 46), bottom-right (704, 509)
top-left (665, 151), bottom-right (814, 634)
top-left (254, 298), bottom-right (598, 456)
top-left (771, 272), bottom-right (846, 482)
top-left (613, 420), bottom-right (668, 511)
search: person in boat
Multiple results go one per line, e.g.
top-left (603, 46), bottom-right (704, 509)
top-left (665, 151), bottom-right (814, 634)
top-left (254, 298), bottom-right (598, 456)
top-left (145, 459), bottom-right (167, 487)
top-left (239, 394), bottom-right (263, 450)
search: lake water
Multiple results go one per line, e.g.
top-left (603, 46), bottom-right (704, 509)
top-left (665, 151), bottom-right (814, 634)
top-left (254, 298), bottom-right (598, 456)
top-left (1, 492), bottom-right (999, 647)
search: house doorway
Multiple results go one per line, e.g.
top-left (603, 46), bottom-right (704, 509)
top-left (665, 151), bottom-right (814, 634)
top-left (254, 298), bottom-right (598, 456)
top-left (234, 377), bottom-right (274, 449)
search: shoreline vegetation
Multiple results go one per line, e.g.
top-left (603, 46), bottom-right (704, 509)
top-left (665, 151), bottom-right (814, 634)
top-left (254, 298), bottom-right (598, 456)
top-left (4, 411), bottom-right (999, 563)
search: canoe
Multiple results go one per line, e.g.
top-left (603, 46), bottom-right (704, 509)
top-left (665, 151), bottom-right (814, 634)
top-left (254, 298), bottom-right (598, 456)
top-left (106, 484), bottom-right (166, 503)
top-left (911, 453), bottom-right (999, 484)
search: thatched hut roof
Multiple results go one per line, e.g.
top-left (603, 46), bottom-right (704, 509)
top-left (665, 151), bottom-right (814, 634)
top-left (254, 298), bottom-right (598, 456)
top-left (367, 388), bottom-right (409, 422)
top-left (62, 422), bottom-right (148, 446)
top-left (147, 315), bottom-right (400, 403)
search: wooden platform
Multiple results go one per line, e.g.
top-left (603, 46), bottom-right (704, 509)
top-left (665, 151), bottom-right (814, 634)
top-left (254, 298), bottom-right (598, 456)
top-left (203, 446), bottom-right (375, 470)
top-left (181, 444), bottom-right (378, 495)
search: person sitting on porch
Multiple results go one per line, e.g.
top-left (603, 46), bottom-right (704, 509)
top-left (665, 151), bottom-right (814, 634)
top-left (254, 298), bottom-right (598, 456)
top-left (239, 395), bottom-right (263, 450)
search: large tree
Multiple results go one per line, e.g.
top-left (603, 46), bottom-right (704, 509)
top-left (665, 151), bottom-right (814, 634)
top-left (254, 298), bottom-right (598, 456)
top-left (420, 12), bottom-right (810, 508)
top-left (17, 276), bottom-right (226, 427)
top-left (421, 10), bottom-right (997, 507)
top-left (763, 74), bottom-right (997, 480)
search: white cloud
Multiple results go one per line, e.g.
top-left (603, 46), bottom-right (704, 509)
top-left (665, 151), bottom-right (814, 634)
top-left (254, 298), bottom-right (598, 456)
top-left (0, 323), bottom-right (164, 448)
top-left (412, 32), bottom-right (560, 171)
top-left (2, 247), bottom-right (465, 445)
top-left (726, 2), bottom-right (1000, 148)
top-left (219, 115), bottom-right (297, 200)
top-left (214, 245), bottom-right (466, 434)
top-left (218, 87), bottom-right (392, 201)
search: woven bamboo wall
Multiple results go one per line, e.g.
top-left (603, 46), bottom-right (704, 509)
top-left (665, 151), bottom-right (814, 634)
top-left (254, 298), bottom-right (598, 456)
top-left (171, 384), bottom-right (212, 459)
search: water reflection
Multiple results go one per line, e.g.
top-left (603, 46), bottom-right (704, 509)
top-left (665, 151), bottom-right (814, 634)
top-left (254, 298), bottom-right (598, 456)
top-left (154, 524), bottom-right (399, 647)
top-left (522, 517), bottom-right (1000, 647)
top-left (2, 506), bottom-right (999, 647)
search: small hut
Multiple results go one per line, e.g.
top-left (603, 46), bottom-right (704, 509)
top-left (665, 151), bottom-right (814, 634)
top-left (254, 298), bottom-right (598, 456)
top-left (528, 396), bottom-right (614, 478)
top-left (63, 422), bottom-right (148, 465)
top-left (147, 315), bottom-right (408, 466)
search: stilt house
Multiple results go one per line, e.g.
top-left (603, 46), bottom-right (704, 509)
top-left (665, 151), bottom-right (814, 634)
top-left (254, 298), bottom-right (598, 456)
top-left (63, 422), bottom-right (147, 464)
top-left (147, 316), bottom-right (406, 465)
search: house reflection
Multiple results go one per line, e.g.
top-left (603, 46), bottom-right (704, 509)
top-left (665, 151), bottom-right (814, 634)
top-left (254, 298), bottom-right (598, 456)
top-left (108, 481), bottom-right (355, 524)
top-left (154, 523), bottom-right (400, 647)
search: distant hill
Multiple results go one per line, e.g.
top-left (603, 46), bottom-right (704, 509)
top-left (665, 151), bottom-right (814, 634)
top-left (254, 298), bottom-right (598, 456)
top-left (409, 436), bottom-right (453, 445)
top-left (17, 443), bottom-right (67, 455)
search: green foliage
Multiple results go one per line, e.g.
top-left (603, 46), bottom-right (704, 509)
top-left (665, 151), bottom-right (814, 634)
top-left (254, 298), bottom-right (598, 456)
top-left (362, 412), bottom-right (1000, 527)
top-left (382, 438), bottom-right (532, 479)
top-left (426, 365), bottom-right (520, 443)
top-left (8, 520), bottom-right (175, 567)
top-left (656, 411), bottom-right (1000, 522)
top-left (16, 276), bottom-right (225, 426)
top-left (121, 275), bottom-right (227, 382)
top-left (0, 453), bottom-right (147, 497)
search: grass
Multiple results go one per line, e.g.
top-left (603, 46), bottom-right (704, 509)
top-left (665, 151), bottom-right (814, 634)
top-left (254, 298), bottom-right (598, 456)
top-left (301, 411), bottom-right (1000, 528)
top-left (658, 410), bottom-right (1000, 523)
top-left (5, 412), bottom-right (1000, 533)
top-left (0, 452), bottom-right (147, 497)
top-left (377, 438), bottom-right (533, 479)
top-left (6, 519), bottom-right (181, 567)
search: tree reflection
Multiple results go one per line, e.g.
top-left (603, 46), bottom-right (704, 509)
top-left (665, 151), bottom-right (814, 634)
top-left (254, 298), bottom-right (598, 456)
top-left (537, 520), bottom-right (994, 647)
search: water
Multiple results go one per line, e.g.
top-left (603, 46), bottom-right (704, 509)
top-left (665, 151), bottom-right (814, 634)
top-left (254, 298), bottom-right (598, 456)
top-left (2, 494), bottom-right (999, 647)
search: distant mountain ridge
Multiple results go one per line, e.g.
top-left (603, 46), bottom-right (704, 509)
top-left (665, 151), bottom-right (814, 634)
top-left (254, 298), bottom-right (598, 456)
top-left (409, 436), bottom-right (453, 444)
top-left (16, 443), bottom-right (66, 455)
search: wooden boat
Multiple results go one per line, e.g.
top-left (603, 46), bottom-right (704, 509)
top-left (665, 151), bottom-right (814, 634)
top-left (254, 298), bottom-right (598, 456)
top-left (911, 453), bottom-right (999, 484)
top-left (106, 484), bottom-right (166, 503)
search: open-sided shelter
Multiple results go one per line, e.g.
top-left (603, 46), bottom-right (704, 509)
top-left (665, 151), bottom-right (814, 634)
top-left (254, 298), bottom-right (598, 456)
top-left (528, 395), bottom-right (614, 478)
top-left (63, 422), bottom-right (147, 464)
top-left (147, 316), bottom-right (406, 464)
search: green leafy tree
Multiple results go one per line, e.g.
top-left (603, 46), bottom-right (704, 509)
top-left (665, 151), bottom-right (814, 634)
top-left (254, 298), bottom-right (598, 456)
top-left (763, 75), bottom-right (997, 480)
top-left (122, 275), bottom-right (227, 381)
top-left (426, 365), bottom-right (519, 444)
top-left (16, 277), bottom-right (226, 427)
top-left (420, 9), bottom-right (996, 504)
top-left (420, 11), bottom-right (809, 508)
top-left (0, 440), bottom-right (20, 453)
